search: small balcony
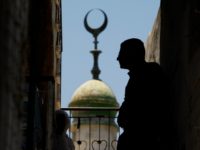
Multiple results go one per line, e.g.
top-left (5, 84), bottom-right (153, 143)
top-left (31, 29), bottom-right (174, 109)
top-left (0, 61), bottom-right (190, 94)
top-left (61, 107), bottom-right (120, 150)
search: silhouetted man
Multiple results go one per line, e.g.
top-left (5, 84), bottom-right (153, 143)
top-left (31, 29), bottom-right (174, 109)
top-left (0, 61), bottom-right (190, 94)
top-left (116, 38), bottom-right (171, 150)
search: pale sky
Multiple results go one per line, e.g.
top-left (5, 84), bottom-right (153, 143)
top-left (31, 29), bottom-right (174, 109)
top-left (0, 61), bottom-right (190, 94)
top-left (61, 0), bottom-right (160, 108)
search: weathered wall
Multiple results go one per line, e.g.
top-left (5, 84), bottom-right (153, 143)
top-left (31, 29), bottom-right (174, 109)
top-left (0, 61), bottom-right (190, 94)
top-left (160, 0), bottom-right (200, 150)
top-left (0, 1), bottom-right (29, 150)
top-left (145, 7), bottom-right (161, 63)
top-left (0, 0), bottom-right (62, 150)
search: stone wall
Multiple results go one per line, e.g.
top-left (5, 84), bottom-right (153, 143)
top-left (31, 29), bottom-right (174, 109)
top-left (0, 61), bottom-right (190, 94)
top-left (145, 7), bottom-right (161, 63)
top-left (0, 0), bottom-right (62, 150)
top-left (0, 1), bottom-right (29, 150)
top-left (160, 0), bottom-right (200, 150)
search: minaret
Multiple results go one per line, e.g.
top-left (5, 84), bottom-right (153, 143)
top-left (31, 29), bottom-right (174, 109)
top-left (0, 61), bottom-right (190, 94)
top-left (68, 9), bottom-right (119, 150)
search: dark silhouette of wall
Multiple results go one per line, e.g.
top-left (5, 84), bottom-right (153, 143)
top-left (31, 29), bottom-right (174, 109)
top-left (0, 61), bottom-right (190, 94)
top-left (0, 1), bottom-right (62, 150)
top-left (160, 0), bottom-right (200, 150)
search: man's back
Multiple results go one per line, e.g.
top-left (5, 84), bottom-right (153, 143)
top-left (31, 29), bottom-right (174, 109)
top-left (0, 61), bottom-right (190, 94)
top-left (119, 62), bottom-right (166, 133)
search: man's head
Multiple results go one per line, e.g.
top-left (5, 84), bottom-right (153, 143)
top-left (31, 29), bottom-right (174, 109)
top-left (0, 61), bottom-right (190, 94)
top-left (117, 38), bottom-right (145, 69)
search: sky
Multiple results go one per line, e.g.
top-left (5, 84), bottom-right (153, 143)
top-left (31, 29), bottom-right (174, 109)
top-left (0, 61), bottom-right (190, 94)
top-left (61, 0), bottom-right (160, 108)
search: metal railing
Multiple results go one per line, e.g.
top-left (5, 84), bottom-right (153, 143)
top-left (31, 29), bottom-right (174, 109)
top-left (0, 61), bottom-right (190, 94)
top-left (61, 107), bottom-right (120, 150)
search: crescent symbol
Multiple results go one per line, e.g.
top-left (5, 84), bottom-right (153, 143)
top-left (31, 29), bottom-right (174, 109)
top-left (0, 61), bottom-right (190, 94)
top-left (84, 9), bottom-right (108, 38)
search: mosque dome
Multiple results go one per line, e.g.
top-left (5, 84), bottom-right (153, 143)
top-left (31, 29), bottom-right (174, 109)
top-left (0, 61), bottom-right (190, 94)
top-left (68, 79), bottom-right (119, 118)
top-left (69, 79), bottom-right (118, 107)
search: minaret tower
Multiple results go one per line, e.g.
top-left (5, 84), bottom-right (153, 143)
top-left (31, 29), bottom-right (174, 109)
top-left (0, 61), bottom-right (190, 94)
top-left (68, 9), bottom-right (119, 150)
top-left (84, 9), bottom-right (108, 80)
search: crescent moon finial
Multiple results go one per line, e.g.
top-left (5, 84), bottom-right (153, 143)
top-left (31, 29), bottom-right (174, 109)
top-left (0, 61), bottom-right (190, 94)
top-left (84, 9), bottom-right (108, 49)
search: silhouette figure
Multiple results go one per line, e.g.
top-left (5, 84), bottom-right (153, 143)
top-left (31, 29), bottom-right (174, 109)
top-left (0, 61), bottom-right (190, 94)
top-left (116, 38), bottom-right (172, 150)
top-left (53, 110), bottom-right (75, 150)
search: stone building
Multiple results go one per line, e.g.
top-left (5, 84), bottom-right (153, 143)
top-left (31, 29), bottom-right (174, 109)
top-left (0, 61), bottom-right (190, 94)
top-left (146, 1), bottom-right (200, 150)
top-left (68, 9), bottom-right (119, 149)
top-left (0, 0), bottom-right (62, 150)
